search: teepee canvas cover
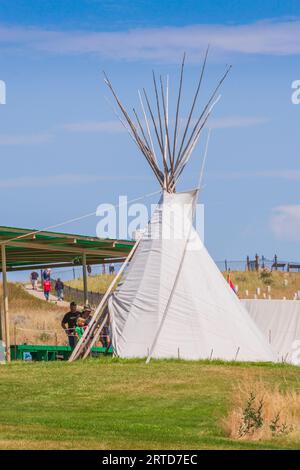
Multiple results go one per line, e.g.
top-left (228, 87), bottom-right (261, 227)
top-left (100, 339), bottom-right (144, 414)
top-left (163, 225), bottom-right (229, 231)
top-left (243, 299), bottom-right (300, 364)
top-left (109, 190), bottom-right (275, 361)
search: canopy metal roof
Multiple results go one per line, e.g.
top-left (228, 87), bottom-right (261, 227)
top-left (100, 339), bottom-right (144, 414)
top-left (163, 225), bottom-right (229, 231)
top-left (0, 225), bottom-right (134, 271)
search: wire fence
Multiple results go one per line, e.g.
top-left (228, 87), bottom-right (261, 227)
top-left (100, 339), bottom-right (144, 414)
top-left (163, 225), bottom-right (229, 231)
top-left (215, 255), bottom-right (300, 273)
top-left (45, 254), bottom-right (300, 307)
top-left (62, 284), bottom-right (104, 307)
top-left (49, 262), bottom-right (123, 283)
top-left (47, 279), bottom-right (104, 307)
top-left (48, 255), bottom-right (300, 286)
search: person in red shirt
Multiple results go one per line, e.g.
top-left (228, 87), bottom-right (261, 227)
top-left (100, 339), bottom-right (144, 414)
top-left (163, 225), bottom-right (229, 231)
top-left (43, 279), bottom-right (51, 301)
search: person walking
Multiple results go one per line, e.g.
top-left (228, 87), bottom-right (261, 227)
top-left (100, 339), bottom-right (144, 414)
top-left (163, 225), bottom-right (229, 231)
top-left (43, 268), bottom-right (51, 280)
top-left (55, 278), bottom-right (64, 301)
top-left (43, 278), bottom-right (51, 301)
top-left (61, 302), bottom-right (81, 349)
top-left (109, 263), bottom-right (115, 275)
top-left (42, 268), bottom-right (51, 288)
top-left (30, 271), bottom-right (39, 290)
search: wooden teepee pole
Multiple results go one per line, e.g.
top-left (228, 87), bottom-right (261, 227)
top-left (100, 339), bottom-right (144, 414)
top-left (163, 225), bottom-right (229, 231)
top-left (172, 53), bottom-right (186, 170)
top-left (175, 46), bottom-right (210, 168)
top-left (175, 65), bottom-right (231, 172)
top-left (138, 90), bottom-right (158, 166)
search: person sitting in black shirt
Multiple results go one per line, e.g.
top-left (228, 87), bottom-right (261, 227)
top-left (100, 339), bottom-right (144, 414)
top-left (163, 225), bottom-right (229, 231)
top-left (61, 301), bottom-right (81, 348)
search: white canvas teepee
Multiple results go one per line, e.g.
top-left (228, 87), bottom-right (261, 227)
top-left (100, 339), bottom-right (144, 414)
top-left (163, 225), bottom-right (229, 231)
top-left (109, 190), bottom-right (275, 361)
top-left (69, 51), bottom-right (276, 362)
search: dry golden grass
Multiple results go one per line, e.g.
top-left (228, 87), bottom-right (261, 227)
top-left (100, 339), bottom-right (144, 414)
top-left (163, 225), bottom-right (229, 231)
top-left (66, 270), bottom-right (300, 300)
top-left (65, 273), bottom-right (116, 293)
top-left (0, 283), bottom-right (68, 345)
top-left (223, 378), bottom-right (300, 441)
top-left (225, 270), bottom-right (300, 300)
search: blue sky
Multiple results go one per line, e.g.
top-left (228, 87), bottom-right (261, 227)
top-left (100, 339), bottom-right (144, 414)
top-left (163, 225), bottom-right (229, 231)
top-left (1, 0), bottom-right (300, 280)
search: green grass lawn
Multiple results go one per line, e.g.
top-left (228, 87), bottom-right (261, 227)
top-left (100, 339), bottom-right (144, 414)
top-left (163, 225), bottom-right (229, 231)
top-left (0, 359), bottom-right (299, 450)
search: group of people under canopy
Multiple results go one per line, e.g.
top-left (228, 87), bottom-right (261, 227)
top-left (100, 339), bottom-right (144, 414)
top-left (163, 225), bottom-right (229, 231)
top-left (29, 269), bottom-right (111, 350)
top-left (61, 301), bottom-right (110, 350)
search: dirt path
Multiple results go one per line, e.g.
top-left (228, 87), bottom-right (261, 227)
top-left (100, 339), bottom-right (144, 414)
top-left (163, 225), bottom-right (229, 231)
top-left (23, 284), bottom-right (71, 308)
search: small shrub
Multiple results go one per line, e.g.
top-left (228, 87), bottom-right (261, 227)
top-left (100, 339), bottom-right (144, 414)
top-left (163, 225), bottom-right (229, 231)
top-left (238, 392), bottom-right (264, 437)
top-left (259, 269), bottom-right (273, 285)
top-left (223, 381), bottom-right (298, 441)
top-left (38, 332), bottom-right (50, 342)
top-left (269, 412), bottom-right (293, 436)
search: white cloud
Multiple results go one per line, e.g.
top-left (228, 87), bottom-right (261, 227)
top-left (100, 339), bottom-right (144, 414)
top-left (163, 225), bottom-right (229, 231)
top-left (261, 170), bottom-right (300, 181)
top-left (211, 170), bottom-right (300, 181)
top-left (0, 174), bottom-right (149, 189)
top-left (0, 19), bottom-right (300, 61)
top-left (258, 170), bottom-right (300, 180)
top-left (63, 121), bottom-right (124, 133)
top-left (63, 115), bottom-right (267, 135)
top-left (0, 174), bottom-right (100, 189)
top-left (270, 205), bottom-right (300, 242)
top-left (0, 133), bottom-right (52, 145)
top-left (210, 116), bottom-right (269, 129)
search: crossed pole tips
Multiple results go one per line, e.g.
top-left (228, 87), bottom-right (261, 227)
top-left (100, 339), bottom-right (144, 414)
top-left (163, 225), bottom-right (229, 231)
top-left (103, 48), bottom-right (231, 194)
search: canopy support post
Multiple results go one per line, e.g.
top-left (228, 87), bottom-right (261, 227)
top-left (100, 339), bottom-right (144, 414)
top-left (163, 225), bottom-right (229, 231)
top-left (1, 244), bottom-right (10, 362)
top-left (82, 252), bottom-right (88, 306)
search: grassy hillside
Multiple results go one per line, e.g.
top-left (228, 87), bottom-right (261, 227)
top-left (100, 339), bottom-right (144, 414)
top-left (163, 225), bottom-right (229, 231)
top-left (65, 273), bottom-right (116, 294)
top-left (0, 359), bottom-right (299, 450)
top-left (66, 270), bottom-right (300, 300)
top-left (228, 270), bottom-right (300, 300)
top-left (0, 283), bottom-right (67, 345)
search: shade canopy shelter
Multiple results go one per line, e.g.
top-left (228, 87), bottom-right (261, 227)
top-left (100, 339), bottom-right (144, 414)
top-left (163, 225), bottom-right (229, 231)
top-left (0, 225), bottom-right (134, 272)
top-left (0, 225), bottom-right (134, 361)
